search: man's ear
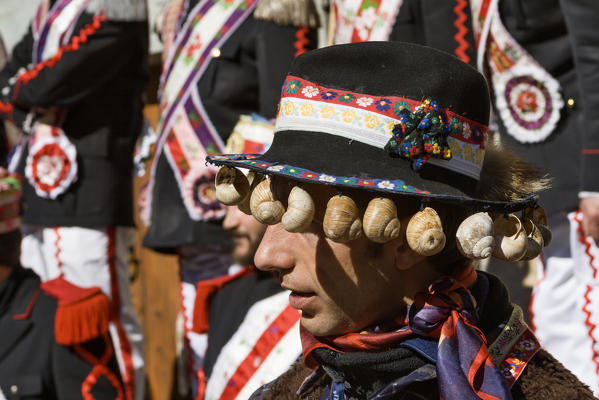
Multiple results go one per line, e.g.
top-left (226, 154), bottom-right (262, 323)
top-left (393, 236), bottom-right (426, 271)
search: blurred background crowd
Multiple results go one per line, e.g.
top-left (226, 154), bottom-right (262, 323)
top-left (0, 0), bottom-right (597, 399)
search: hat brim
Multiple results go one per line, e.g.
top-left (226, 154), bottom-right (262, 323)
top-left (207, 132), bottom-right (536, 213)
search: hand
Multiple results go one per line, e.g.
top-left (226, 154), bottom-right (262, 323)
top-left (0, 167), bottom-right (8, 179)
top-left (580, 197), bottom-right (599, 244)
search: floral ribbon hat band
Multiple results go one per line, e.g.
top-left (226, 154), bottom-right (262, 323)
top-left (207, 42), bottom-right (549, 261)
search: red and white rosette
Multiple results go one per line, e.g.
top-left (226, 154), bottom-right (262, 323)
top-left (25, 125), bottom-right (78, 199)
top-left (182, 165), bottom-right (226, 221)
top-left (493, 66), bottom-right (563, 143)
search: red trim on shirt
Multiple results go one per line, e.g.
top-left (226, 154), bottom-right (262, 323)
top-left (74, 333), bottom-right (124, 400)
top-left (453, 0), bottom-right (470, 63)
top-left (218, 305), bottom-right (300, 400)
top-left (582, 149), bottom-right (599, 155)
top-left (0, 101), bottom-right (13, 114)
top-left (294, 27), bottom-right (310, 57)
top-left (13, 287), bottom-right (41, 320)
top-left (11, 13), bottom-right (107, 102)
top-left (573, 211), bottom-right (599, 376)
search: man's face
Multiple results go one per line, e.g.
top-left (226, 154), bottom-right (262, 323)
top-left (254, 181), bottom-right (408, 337)
top-left (223, 205), bottom-right (267, 266)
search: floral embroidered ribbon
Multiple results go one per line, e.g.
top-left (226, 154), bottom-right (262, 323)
top-left (409, 277), bottom-right (512, 400)
top-left (385, 98), bottom-right (452, 170)
top-left (276, 75), bottom-right (487, 180)
top-left (487, 305), bottom-right (540, 387)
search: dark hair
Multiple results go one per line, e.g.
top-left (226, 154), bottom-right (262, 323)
top-left (429, 139), bottom-right (550, 274)
top-left (368, 139), bottom-right (550, 274)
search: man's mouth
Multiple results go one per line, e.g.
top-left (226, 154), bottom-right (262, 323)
top-left (287, 290), bottom-right (316, 310)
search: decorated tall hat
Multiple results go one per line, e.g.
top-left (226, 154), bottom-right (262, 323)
top-left (208, 42), bottom-right (551, 262)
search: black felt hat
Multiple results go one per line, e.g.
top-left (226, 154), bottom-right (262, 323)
top-left (207, 41), bottom-right (535, 212)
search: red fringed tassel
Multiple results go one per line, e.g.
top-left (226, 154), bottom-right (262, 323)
top-left (41, 277), bottom-right (111, 345)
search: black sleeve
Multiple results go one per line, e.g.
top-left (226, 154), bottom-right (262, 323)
top-left (254, 20), bottom-right (318, 118)
top-left (0, 28), bottom-right (34, 88)
top-left (0, 28), bottom-right (34, 123)
top-left (7, 14), bottom-right (146, 110)
top-left (559, 0), bottom-right (599, 193)
top-left (52, 336), bottom-right (125, 399)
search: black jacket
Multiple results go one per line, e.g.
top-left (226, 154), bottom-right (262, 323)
top-left (203, 269), bottom-right (283, 378)
top-left (0, 267), bottom-right (124, 399)
top-left (387, 0), bottom-right (599, 215)
top-left (143, 4), bottom-right (316, 252)
top-left (0, 5), bottom-right (148, 227)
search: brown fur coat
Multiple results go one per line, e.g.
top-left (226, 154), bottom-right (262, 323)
top-left (252, 349), bottom-right (596, 400)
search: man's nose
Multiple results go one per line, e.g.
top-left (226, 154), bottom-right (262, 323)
top-left (254, 224), bottom-right (295, 272)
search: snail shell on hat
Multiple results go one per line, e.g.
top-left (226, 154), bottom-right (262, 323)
top-left (535, 223), bottom-right (552, 248)
top-left (456, 212), bottom-right (495, 259)
top-left (362, 198), bottom-right (401, 243)
top-left (533, 206), bottom-right (548, 227)
top-left (237, 171), bottom-right (257, 215)
top-left (323, 195), bottom-right (363, 243)
top-left (281, 186), bottom-right (315, 233)
top-left (492, 214), bottom-right (528, 261)
top-left (531, 206), bottom-right (552, 247)
top-left (521, 219), bottom-right (544, 261)
top-left (406, 207), bottom-right (446, 256)
top-left (215, 166), bottom-right (250, 205)
top-left (249, 177), bottom-right (285, 225)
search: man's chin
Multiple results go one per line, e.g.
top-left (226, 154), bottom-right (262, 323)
top-left (300, 315), bottom-right (341, 338)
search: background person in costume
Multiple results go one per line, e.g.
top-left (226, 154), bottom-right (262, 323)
top-left (0, 168), bottom-right (126, 399)
top-left (0, 1), bottom-right (149, 398)
top-left (327, 1), bottom-right (599, 391)
top-left (191, 121), bottom-right (302, 400)
top-left (141, 0), bottom-right (317, 396)
top-left (208, 42), bottom-right (593, 400)
top-left (185, 114), bottom-right (302, 400)
top-left (192, 201), bottom-right (301, 400)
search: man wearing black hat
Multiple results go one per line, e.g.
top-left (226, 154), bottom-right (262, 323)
top-left (208, 42), bottom-right (593, 399)
top-left (327, 1), bottom-right (599, 391)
